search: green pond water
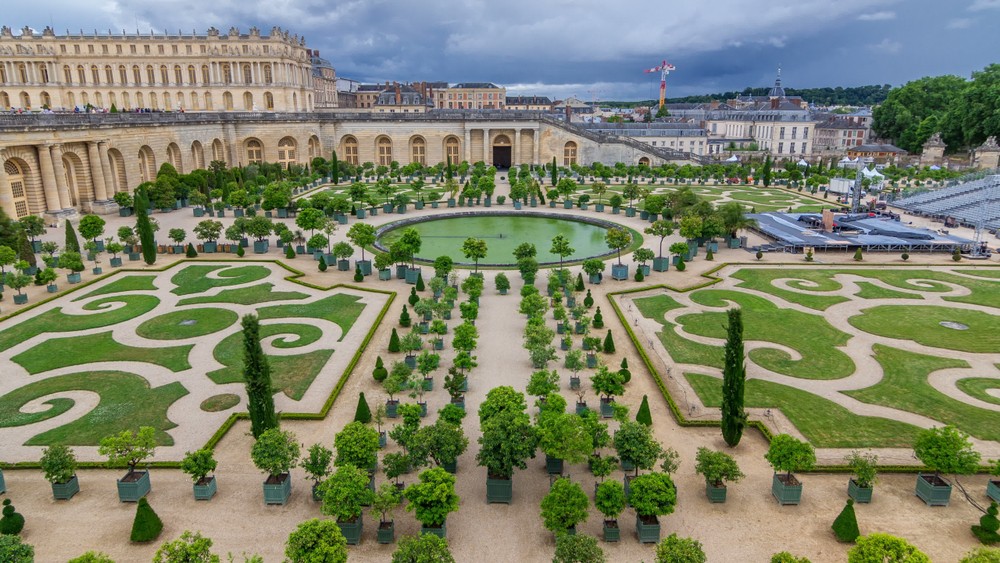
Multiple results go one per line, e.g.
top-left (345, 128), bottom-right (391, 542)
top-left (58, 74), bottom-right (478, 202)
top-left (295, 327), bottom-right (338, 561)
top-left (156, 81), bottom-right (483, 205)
top-left (378, 215), bottom-right (611, 264)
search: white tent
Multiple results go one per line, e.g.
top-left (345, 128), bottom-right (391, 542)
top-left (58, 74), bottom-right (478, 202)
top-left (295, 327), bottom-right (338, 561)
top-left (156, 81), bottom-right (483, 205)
top-left (797, 159), bottom-right (809, 167)
top-left (929, 165), bottom-right (942, 170)
top-left (861, 167), bottom-right (884, 178)
top-left (725, 155), bottom-right (739, 162)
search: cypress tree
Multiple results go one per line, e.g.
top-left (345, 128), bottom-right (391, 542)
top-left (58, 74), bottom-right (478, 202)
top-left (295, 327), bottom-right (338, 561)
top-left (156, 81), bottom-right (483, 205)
top-left (415, 272), bottom-right (425, 291)
top-left (134, 188), bottom-right (157, 265)
top-left (129, 498), bottom-right (163, 542)
top-left (551, 157), bottom-right (558, 186)
top-left (331, 149), bottom-right (340, 185)
top-left (603, 330), bottom-right (615, 353)
top-left (619, 357), bottom-right (630, 383)
top-left (241, 314), bottom-right (278, 439)
top-left (355, 392), bottom-right (372, 423)
top-left (186, 243), bottom-right (198, 258)
top-left (446, 154), bottom-right (453, 179)
top-left (17, 230), bottom-right (36, 269)
top-left (636, 395), bottom-right (652, 426)
top-left (762, 155), bottom-right (772, 188)
top-left (64, 219), bottom-right (80, 253)
top-left (388, 329), bottom-right (401, 352)
top-left (721, 308), bottom-right (747, 447)
top-left (831, 499), bottom-right (860, 542)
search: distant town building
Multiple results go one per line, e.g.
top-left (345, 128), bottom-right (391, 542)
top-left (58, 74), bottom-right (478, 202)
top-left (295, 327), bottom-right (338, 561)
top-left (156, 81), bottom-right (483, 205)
top-left (578, 122), bottom-right (708, 155)
top-left (308, 50), bottom-right (337, 108)
top-left (505, 95), bottom-right (552, 111)
top-left (434, 82), bottom-right (505, 109)
top-left (812, 114), bottom-right (871, 151)
top-left (374, 82), bottom-right (432, 113)
top-left (974, 137), bottom-right (1000, 169)
top-left (846, 143), bottom-right (906, 164)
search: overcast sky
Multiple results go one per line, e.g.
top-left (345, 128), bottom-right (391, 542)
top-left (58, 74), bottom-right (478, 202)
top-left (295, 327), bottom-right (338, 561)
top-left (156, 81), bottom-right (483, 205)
top-left (9, 0), bottom-right (999, 101)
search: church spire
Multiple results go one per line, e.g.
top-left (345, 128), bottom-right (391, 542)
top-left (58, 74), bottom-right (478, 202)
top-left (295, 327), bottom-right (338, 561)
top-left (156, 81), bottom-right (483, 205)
top-left (768, 64), bottom-right (785, 100)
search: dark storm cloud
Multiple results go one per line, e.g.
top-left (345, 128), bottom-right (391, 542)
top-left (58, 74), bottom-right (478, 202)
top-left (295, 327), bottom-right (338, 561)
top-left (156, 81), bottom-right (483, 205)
top-left (9, 0), bottom-right (999, 100)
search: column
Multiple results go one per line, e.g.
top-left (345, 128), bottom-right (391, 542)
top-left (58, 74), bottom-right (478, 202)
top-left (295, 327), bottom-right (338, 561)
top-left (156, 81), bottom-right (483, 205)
top-left (98, 141), bottom-right (115, 194)
top-left (0, 149), bottom-right (14, 220)
top-left (484, 128), bottom-right (491, 165)
top-left (464, 129), bottom-right (471, 163)
top-left (36, 144), bottom-right (62, 212)
top-left (50, 145), bottom-right (71, 209)
top-left (514, 129), bottom-right (521, 166)
top-left (87, 141), bottom-right (108, 201)
top-left (533, 130), bottom-right (540, 165)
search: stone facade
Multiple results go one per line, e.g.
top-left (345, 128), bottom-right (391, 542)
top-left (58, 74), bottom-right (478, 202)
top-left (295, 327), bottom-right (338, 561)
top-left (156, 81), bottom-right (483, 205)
top-left (0, 112), bottom-right (698, 220)
top-left (920, 132), bottom-right (946, 166)
top-left (0, 25), bottom-right (314, 113)
top-left (974, 137), bottom-right (1000, 170)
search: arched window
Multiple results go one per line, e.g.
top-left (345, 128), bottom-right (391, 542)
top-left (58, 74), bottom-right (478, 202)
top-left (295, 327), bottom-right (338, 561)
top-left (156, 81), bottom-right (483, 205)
top-left (445, 137), bottom-right (460, 164)
top-left (277, 137), bottom-right (296, 168)
top-left (62, 65), bottom-right (72, 84)
top-left (150, 92), bottom-right (158, 110)
top-left (95, 92), bottom-right (103, 107)
top-left (121, 91), bottom-right (129, 108)
top-left (344, 137), bottom-right (359, 165)
top-left (204, 92), bottom-right (213, 110)
top-left (263, 64), bottom-right (272, 84)
top-left (638, 157), bottom-right (650, 166)
top-left (4, 159), bottom-right (29, 218)
top-left (246, 140), bottom-right (263, 164)
top-left (160, 66), bottom-right (168, 85)
top-left (136, 92), bottom-right (144, 107)
top-left (175, 91), bottom-right (183, 110)
top-left (264, 92), bottom-right (274, 110)
top-left (164, 92), bottom-right (171, 109)
top-left (107, 149), bottom-right (127, 194)
top-left (212, 139), bottom-right (225, 163)
top-left (17, 64), bottom-right (27, 84)
top-left (146, 65), bottom-right (156, 85)
top-left (62, 155), bottom-right (78, 206)
top-left (308, 136), bottom-right (319, 159)
top-left (222, 64), bottom-right (232, 84)
top-left (0, 66), bottom-right (6, 84)
top-left (0, 92), bottom-right (9, 110)
top-left (109, 92), bottom-right (116, 107)
top-left (167, 143), bottom-right (182, 173)
top-left (411, 137), bottom-right (426, 165)
top-left (188, 66), bottom-right (196, 84)
top-left (81, 92), bottom-right (88, 106)
top-left (39, 65), bottom-right (49, 84)
top-left (132, 66), bottom-right (141, 85)
top-left (119, 66), bottom-right (127, 85)
top-left (293, 92), bottom-right (298, 111)
top-left (105, 66), bottom-right (114, 84)
top-left (192, 141), bottom-right (205, 169)
top-left (174, 65), bottom-right (183, 84)
top-left (67, 92), bottom-right (74, 106)
top-left (77, 65), bottom-right (86, 84)
top-left (243, 92), bottom-right (253, 111)
top-left (563, 141), bottom-right (577, 166)
top-left (201, 65), bottom-right (210, 85)
top-left (223, 92), bottom-right (233, 111)
top-left (378, 137), bottom-right (392, 167)
top-left (242, 64), bottom-right (252, 84)
top-left (20, 92), bottom-right (30, 109)
top-left (91, 65), bottom-right (100, 84)
top-left (138, 146), bottom-right (155, 182)
top-left (40, 91), bottom-right (50, 108)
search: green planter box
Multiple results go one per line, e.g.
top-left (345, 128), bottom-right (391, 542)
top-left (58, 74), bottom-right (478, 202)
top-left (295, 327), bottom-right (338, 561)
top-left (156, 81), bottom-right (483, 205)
top-left (51, 474), bottom-right (80, 500)
top-left (109, 257), bottom-right (123, 268)
top-left (772, 473), bottom-right (803, 506)
top-left (67, 273), bottom-right (82, 284)
top-left (611, 264), bottom-right (629, 281)
top-left (277, 208), bottom-right (289, 218)
top-left (117, 470), bottom-right (151, 502)
top-left (621, 458), bottom-right (634, 472)
top-left (448, 199), bottom-right (456, 208)
top-left (233, 209), bottom-right (244, 218)
top-left (396, 265), bottom-right (407, 279)
top-left (595, 203), bottom-right (605, 212)
top-left (379, 431), bottom-right (387, 449)
top-left (193, 476), bottom-right (217, 500)
top-left (357, 260), bottom-right (372, 276)
top-left (626, 207), bottom-right (636, 217)
top-left (434, 339), bottom-right (444, 350)
top-left (379, 269), bottom-right (392, 280)
top-left (405, 267), bottom-right (421, 284)
top-left (338, 259), bottom-right (351, 271)
top-left (128, 252), bottom-right (141, 261)
top-left (652, 257), bottom-right (670, 272)
top-left (312, 482), bottom-right (323, 501)
top-left (988, 480), bottom-right (1000, 503)
top-left (194, 208), bottom-right (205, 217)
top-left (384, 203), bottom-right (395, 213)
top-left (0, 469), bottom-right (4, 493)
top-left (514, 201), bottom-right (522, 210)
top-left (603, 520), bottom-right (620, 542)
top-left (386, 400), bottom-right (399, 418)
top-left (599, 398), bottom-right (614, 417)
top-left (612, 207), bottom-right (620, 214)
top-left (47, 284), bottom-right (58, 293)
top-left (589, 273), bottom-right (602, 284)
top-left (563, 200), bottom-right (573, 209)
top-left (487, 476), bottom-right (513, 504)
top-left (377, 521), bottom-right (395, 544)
top-left (587, 354), bottom-right (598, 369)
top-left (705, 481), bottom-right (727, 503)
top-left (415, 201), bottom-right (424, 210)
top-left (338, 514), bottom-right (363, 545)
top-left (635, 515), bottom-right (660, 544)
top-left (253, 240), bottom-right (269, 254)
top-left (847, 479), bottom-right (872, 504)
top-left (13, 294), bottom-right (28, 305)
top-left (915, 474), bottom-right (952, 507)
top-left (263, 473), bottom-right (292, 505)
top-left (640, 210), bottom-right (649, 220)
top-left (546, 455), bottom-right (564, 474)
top-left (640, 265), bottom-right (651, 276)
top-left (357, 208), bottom-right (367, 218)
top-left (119, 207), bottom-right (133, 217)
top-left (421, 519), bottom-right (446, 539)
top-left (404, 356), bottom-right (416, 369)
top-left (575, 401), bottom-right (588, 415)
top-left (530, 199), bottom-right (537, 207)
top-left (431, 202), bottom-right (439, 209)
top-left (338, 215), bottom-right (349, 224)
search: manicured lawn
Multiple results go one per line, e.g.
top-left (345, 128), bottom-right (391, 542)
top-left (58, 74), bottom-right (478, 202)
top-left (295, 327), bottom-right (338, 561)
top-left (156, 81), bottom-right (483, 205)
top-left (0, 295), bottom-right (161, 353)
top-left (635, 295), bottom-right (724, 368)
top-left (11, 332), bottom-right (192, 374)
top-left (853, 281), bottom-right (923, 301)
top-left (955, 269), bottom-right (1000, 279)
top-left (0, 371), bottom-right (187, 446)
top-left (170, 264), bottom-right (271, 295)
top-left (258, 294), bottom-right (366, 341)
top-left (678, 289), bottom-right (855, 379)
top-left (207, 323), bottom-right (332, 400)
top-left (200, 393), bottom-right (241, 412)
top-left (686, 372), bottom-right (921, 448)
top-left (849, 305), bottom-right (1000, 352)
top-left (956, 377), bottom-right (1000, 407)
top-left (732, 269), bottom-right (850, 310)
top-left (634, 295), bottom-right (685, 323)
top-left (177, 283), bottom-right (309, 306)
top-left (75, 275), bottom-right (158, 300)
top-left (136, 308), bottom-right (239, 340)
top-left (845, 345), bottom-right (1000, 442)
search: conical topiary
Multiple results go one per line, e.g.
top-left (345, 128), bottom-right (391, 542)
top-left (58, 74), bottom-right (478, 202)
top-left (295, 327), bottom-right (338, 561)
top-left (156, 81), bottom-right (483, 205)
top-left (575, 273), bottom-right (585, 291)
top-left (853, 248), bottom-right (863, 261)
top-left (354, 266), bottom-right (364, 282)
top-left (603, 330), bottom-right (615, 353)
top-left (593, 306), bottom-right (604, 328)
top-left (831, 499), bottom-right (859, 543)
top-left (636, 395), bottom-right (652, 426)
top-left (706, 248), bottom-right (714, 261)
top-left (355, 392), bottom-right (372, 423)
top-left (64, 219), bottom-right (80, 253)
top-left (129, 497), bottom-right (163, 542)
top-left (373, 356), bottom-right (389, 381)
top-left (388, 328), bottom-right (401, 352)
top-left (416, 273), bottom-right (425, 291)
top-left (186, 243), bottom-right (198, 258)
top-left (237, 245), bottom-right (246, 258)
top-left (0, 499), bottom-right (24, 535)
top-left (584, 289), bottom-right (594, 308)
top-left (400, 305), bottom-right (411, 327)
top-left (286, 245), bottom-right (296, 259)
top-left (619, 357), bottom-right (631, 383)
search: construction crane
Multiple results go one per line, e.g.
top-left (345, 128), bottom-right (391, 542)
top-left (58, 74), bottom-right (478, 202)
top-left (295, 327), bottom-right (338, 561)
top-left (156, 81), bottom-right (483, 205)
top-left (643, 60), bottom-right (676, 110)
top-left (588, 89), bottom-right (609, 106)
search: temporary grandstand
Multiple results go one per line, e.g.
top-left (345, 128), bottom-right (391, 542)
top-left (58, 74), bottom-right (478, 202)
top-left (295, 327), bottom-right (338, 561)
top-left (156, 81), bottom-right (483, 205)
top-left (892, 173), bottom-right (1000, 230)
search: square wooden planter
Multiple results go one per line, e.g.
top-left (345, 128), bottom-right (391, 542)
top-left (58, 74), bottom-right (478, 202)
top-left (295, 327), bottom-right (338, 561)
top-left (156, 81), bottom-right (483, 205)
top-left (263, 473), bottom-right (292, 505)
top-left (386, 400), bottom-right (399, 418)
top-left (611, 264), bottom-right (629, 281)
top-left (603, 519), bottom-right (620, 542)
top-left (117, 470), bottom-right (151, 502)
top-left (377, 521), bottom-right (395, 544)
top-left (487, 475), bottom-right (513, 504)
top-left (443, 459), bottom-right (458, 474)
top-left (379, 269), bottom-right (392, 281)
top-left (705, 480), bottom-right (727, 503)
top-left (357, 260), bottom-right (372, 276)
top-left (421, 519), bottom-right (446, 539)
top-left (600, 397), bottom-right (615, 418)
top-left (653, 257), bottom-right (670, 272)
top-left (635, 514), bottom-right (660, 543)
top-left (405, 268), bottom-right (421, 284)
top-left (988, 480), bottom-right (1000, 503)
top-left (772, 473), bottom-right (802, 506)
top-left (338, 514), bottom-right (363, 545)
top-left (51, 474), bottom-right (80, 500)
top-left (847, 479), bottom-right (873, 504)
top-left (193, 476), bottom-right (217, 500)
top-left (915, 473), bottom-right (952, 507)
top-left (546, 455), bottom-right (564, 475)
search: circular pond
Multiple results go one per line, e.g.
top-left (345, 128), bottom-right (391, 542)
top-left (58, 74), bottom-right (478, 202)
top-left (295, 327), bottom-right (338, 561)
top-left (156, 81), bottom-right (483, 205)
top-left (377, 212), bottom-right (621, 265)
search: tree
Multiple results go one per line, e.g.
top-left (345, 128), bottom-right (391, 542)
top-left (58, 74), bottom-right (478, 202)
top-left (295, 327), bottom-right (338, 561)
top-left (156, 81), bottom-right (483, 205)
top-left (40, 443), bottom-right (78, 485)
top-left (717, 202), bottom-right (757, 239)
top-left (833, 499), bottom-right (861, 543)
top-left (604, 228), bottom-right (631, 266)
top-left (513, 242), bottom-right (537, 260)
top-left (538, 413), bottom-right (592, 466)
top-left (153, 531), bottom-right (220, 563)
top-left (296, 207), bottom-right (326, 235)
top-left (0, 498), bottom-right (23, 535)
top-left (78, 214), bottom-right (106, 244)
top-left (553, 533), bottom-right (606, 563)
top-left (518, 256), bottom-right (539, 282)
top-left (392, 534), bottom-right (455, 563)
top-left (410, 420), bottom-right (468, 469)
top-left (68, 552), bottom-right (115, 563)
top-left (595, 478), bottom-right (626, 522)
top-left (872, 74), bottom-right (966, 152)
top-left (765, 434), bottom-right (816, 479)
top-left (334, 421), bottom-right (380, 469)
top-left (960, 548), bottom-right (1000, 563)
top-left (251, 428), bottom-right (300, 478)
top-left (721, 308), bottom-right (748, 447)
top-left (284, 519), bottom-right (348, 563)
top-left (527, 369), bottom-right (560, 397)
top-left (694, 447), bottom-right (744, 488)
top-left (193, 220), bottom-right (223, 243)
top-left (135, 188), bottom-right (157, 265)
top-left (64, 219), bottom-right (81, 253)
top-left (347, 223), bottom-right (376, 262)
top-left (180, 449), bottom-right (217, 485)
top-left (404, 466), bottom-right (459, 527)
top-left (655, 534), bottom-right (706, 563)
top-left (762, 155), bottom-right (772, 187)
top-left (330, 149), bottom-right (340, 184)
top-left (130, 497), bottom-right (163, 542)
top-left (98, 426), bottom-right (156, 475)
top-left (540, 477), bottom-right (590, 532)
top-left (476, 410), bottom-right (537, 478)
top-left (241, 314), bottom-right (277, 438)
top-left (771, 553), bottom-right (811, 563)
top-left (0, 535), bottom-right (32, 562)
top-left (354, 392), bottom-right (372, 423)
top-left (614, 420), bottom-right (664, 476)
top-left (461, 237), bottom-right (488, 274)
top-left (320, 464), bottom-right (374, 523)
top-left (19, 215), bottom-right (46, 245)
top-left (602, 330), bottom-right (615, 353)
top-left (551, 235), bottom-right (575, 271)
top-left (551, 156), bottom-right (558, 186)
top-left (400, 227), bottom-right (422, 268)
top-left (913, 425), bottom-right (981, 478)
top-left (847, 533), bottom-right (931, 563)
top-left (591, 366), bottom-right (625, 402)
top-left (628, 472), bottom-right (677, 518)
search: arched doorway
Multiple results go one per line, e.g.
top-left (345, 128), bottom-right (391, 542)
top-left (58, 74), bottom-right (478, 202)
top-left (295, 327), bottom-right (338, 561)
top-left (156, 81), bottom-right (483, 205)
top-left (138, 146), bottom-right (155, 183)
top-left (4, 159), bottom-right (30, 219)
top-left (62, 154), bottom-right (81, 207)
top-left (639, 157), bottom-right (650, 166)
top-left (563, 141), bottom-right (577, 166)
top-left (191, 141), bottom-right (205, 170)
top-left (245, 139), bottom-right (263, 164)
top-left (444, 136), bottom-right (460, 165)
top-left (107, 149), bottom-right (127, 193)
top-left (410, 137), bottom-right (426, 165)
top-left (492, 134), bottom-right (512, 168)
top-left (343, 136), bottom-right (359, 165)
top-left (277, 137), bottom-right (296, 168)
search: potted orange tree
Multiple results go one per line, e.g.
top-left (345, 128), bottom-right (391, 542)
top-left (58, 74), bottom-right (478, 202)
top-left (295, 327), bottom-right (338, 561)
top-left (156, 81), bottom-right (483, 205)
top-left (844, 450), bottom-right (878, 504)
top-left (321, 464), bottom-right (375, 545)
top-left (251, 428), bottom-right (300, 505)
top-left (765, 434), bottom-right (815, 506)
top-left (98, 427), bottom-right (156, 502)
top-left (913, 425), bottom-right (980, 507)
top-left (182, 449), bottom-right (218, 501)
top-left (40, 444), bottom-right (79, 500)
top-left (628, 472), bottom-right (676, 543)
top-left (300, 443), bottom-right (333, 501)
top-left (371, 481), bottom-right (401, 544)
top-left (540, 477), bottom-right (590, 536)
top-left (595, 479), bottom-right (626, 542)
top-left (404, 466), bottom-right (459, 538)
top-left (694, 447), bottom-right (744, 503)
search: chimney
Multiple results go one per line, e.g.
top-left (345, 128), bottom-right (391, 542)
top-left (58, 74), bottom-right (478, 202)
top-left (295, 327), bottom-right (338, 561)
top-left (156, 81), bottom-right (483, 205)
top-left (396, 84), bottom-right (401, 104)
top-left (566, 105), bottom-right (572, 121)
top-left (770, 98), bottom-right (779, 109)
top-left (710, 100), bottom-right (720, 110)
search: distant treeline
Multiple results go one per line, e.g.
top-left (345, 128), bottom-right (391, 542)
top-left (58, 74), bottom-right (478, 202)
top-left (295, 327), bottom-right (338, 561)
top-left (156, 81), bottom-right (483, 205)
top-left (602, 84), bottom-right (892, 108)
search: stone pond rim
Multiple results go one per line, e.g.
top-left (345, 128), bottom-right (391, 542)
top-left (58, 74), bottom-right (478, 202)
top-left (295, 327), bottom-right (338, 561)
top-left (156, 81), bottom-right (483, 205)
top-left (372, 210), bottom-right (643, 268)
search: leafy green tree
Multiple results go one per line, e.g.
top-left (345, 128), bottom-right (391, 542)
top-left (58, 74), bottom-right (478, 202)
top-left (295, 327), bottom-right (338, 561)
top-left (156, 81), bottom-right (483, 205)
top-left (872, 74), bottom-right (967, 152)
top-left (538, 413), bottom-right (592, 466)
top-left (0, 535), bottom-right (32, 562)
top-left (153, 531), bottom-right (220, 563)
top-left (614, 420), bottom-right (664, 476)
top-left (694, 447), bottom-right (744, 488)
top-left (404, 466), bottom-right (459, 527)
top-left (299, 443), bottom-right (333, 486)
top-left (847, 533), bottom-right (930, 563)
top-left (765, 434), bottom-right (816, 479)
top-left (961, 547), bottom-right (1000, 563)
top-left (64, 219), bottom-right (81, 253)
top-left (68, 551), bottom-right (115, 563)
top-left (461, 237), bottom-right (488, 274)
top-left (320, 464), bottom-right (374, 522)
top-left (604, 227), bottom-right (631, 266)
top-left (540, 477), bottom-right (590, 532)
top-left (134, 188), bottom-right (157, 264)
top-left (476, 410), bottom-right (537, 478)
top-left (334, 421), bottom-right (380, 469)
top-left (913, 425), bottom-right (981, 479)
top-left (251, 428), bottom-right (300, 478)
top-left (550, 235), bottom-right (575, 271)
top-left (409, 420), bottom-right (468, 469)
top-left (513, 242), bottom-right (537, 260)
top-left (721, 308), bottom-right (747, 447)
top-left (346, 223), bottom-right (376, 262)
top-left (655, 534), bottom-right (706, 563)
top-left (98, 426), bottom-right (156, 475)
top-left (628, 472), bottom-right (677, 519)
top-left (284, 518), bottom-right (348, 563)
top-left (391, 534), bottom-right (455, 563)
top-left (771, 553), bottom-right (811, 563)
top-left (241, 314), bottom-right (277, 438)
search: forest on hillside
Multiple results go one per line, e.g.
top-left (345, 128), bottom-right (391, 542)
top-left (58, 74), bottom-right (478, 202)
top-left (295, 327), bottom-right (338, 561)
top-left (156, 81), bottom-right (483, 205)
top-left (603, 84), bottom-right (892, 108)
